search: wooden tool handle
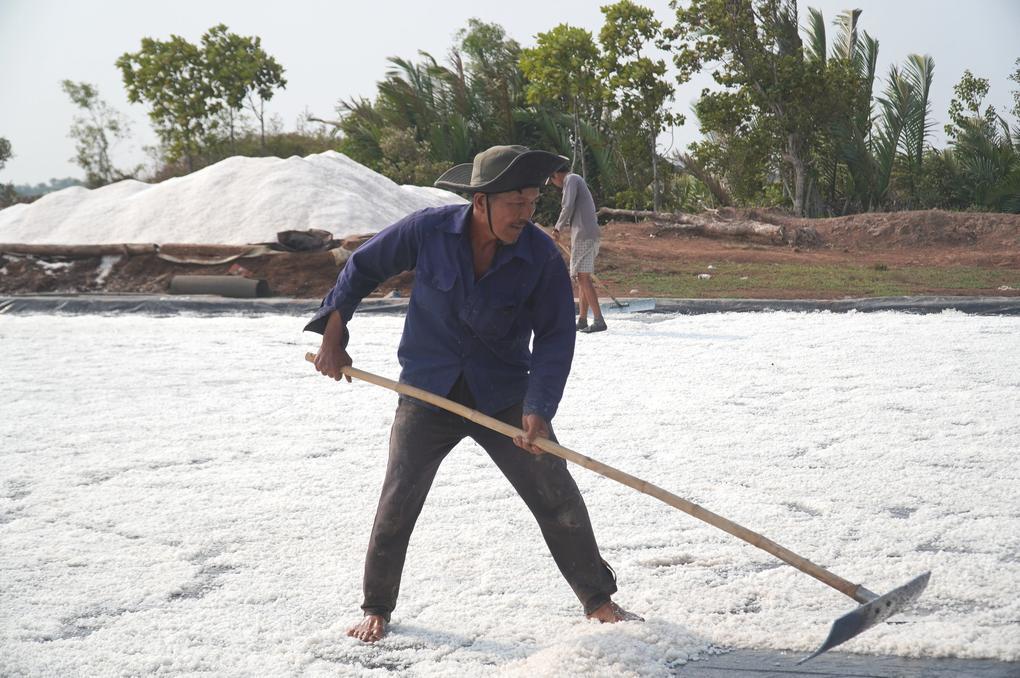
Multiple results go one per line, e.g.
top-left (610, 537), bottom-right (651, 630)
top-left (304, 352), bottom-right (862, 600)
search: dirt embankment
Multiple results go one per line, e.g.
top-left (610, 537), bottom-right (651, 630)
top-left (2, 209), bottom-right (1019, 298)
top-left (0, 249), bottom-right (346, 299)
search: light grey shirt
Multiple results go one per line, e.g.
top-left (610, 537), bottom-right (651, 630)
top-left (553, 173), bottom-right (600, 244)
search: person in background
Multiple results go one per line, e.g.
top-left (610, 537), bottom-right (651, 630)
top-left (549, 165), bottom-right (605, 333)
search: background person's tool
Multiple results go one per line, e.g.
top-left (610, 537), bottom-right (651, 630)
top-left (552, 237), bottom-right (656, 314)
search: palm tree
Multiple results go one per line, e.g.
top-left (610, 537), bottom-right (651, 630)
top-left (840, 54), bottom-right (936, 211)
top-left (896, 54), bottom-right (937, 202)
top-left (327, 20), bottom-right (619, 193)
top-left (945, 116), bottom-right (1020, 212)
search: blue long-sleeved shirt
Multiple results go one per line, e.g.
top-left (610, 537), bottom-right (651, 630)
top-left (304, 203), bottom-right (576, 422)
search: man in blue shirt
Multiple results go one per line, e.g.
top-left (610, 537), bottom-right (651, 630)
top-left (308, 145), bottom-right (640, 643)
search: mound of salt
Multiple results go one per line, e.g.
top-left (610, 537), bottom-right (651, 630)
top-left (0, 151), bottom-right (467, 245)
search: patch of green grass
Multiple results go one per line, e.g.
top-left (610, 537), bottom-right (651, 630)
top-left (602, 258), bottom-right (1020, 299)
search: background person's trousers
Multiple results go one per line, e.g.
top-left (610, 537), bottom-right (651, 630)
top-left (360, 375), bottom-right (618, 621)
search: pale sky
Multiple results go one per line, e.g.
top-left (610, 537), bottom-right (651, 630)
top-left (1, 0), bottom-right (1018, 186)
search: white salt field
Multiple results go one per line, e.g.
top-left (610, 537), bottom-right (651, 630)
top-left (1, 311), bottom-right (1018, 676)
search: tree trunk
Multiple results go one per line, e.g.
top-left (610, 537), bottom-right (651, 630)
top-left (229, 110), bottom-right (236, 156)
top-left (595, 207), bottom-right (824, 247)
top-left (572, 98), bottom-right (586, 182)
top-left (259, 99), bottom-right (267, 157)
top-left (502, 77), bottom-right (514, 144)
top-left (828, 152), bottom-right (838, 204)
top-left (675, 152), bottom-right (732, 207)
top-left (0, 243), bottom-right (158, 257)
top-left (569, 99), bottom-right (579, 174)
top-left (651, 134), bottom-right (661, 213)
top-left (786, 136), bottom-right (807, 217)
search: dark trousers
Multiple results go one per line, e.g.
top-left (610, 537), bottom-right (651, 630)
top-left (361, 376), bottom-right (617, 621)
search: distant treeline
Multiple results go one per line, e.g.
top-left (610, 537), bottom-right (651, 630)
top-left (13, 177), bottom-right (85, 197)
top-left (53, 1), bottom-right (1020, 216)
top-left (321, 3), bottom-right (1020, 217)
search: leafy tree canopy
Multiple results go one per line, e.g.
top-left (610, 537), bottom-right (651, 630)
top-left (202, 24), bottom-right (286, 155)
top-left (117, 35), bottom-right (217, 170)
top-left (521, 24), bottom-right (604, 179)
top-left (455, 18), bottom-right (525, 146)
top-left (0, 137), bottom-right (14, 204)
top-left (945, 69), bottom-right (995, 139)
top-left (600, 0), bottom-right (679, 210)
top-left (1010, 57), bottom-right (1020, 121)
top-left (117, 26), bottom-right (285, 170)
top-left (61, 80), bottom-right (138, 188)
top-left (666, 0), bottom-right (843, 216)
top-left (0, 136), bottom-right (12, 171)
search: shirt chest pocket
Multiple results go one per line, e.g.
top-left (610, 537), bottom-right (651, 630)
top-left (476, 292), bottom-right (519, 339)
top-left (414, 266), bottom-right (458, 317)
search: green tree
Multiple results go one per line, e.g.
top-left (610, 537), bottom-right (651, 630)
top-left (202, 25), bottom-right (287, 157)
top-left (1009, 57), bottom-right (1020, 120)
top-left (60, 80), bottom-right (137, 188)
top-left (521, 24), bottom-right (604, 181)
top-left (117, 35), bottom-right (218, 172)
top-left (325, 51), bottom-right (472, 185)
top-left (328, 23), bottom-right (519, 182)
top-left (0, 137), bottom-right (11, 170)
top-left (944, 114), bottom-right (1020, 213)
top-left (238, 39), bottom-right (285, 157)
top-left (599, 0), bottom-right (680, 211)
top-left (840, 54), bottom-right (937, 211)
top-left (684, 91), bottom-right (781, 208)
top-left (922, 64), bottom-right (1020, 213)
top-left (324, 19), bottom-right (612, 192)
top-left (939, 68), bottom-right (1020, 213)
top-left (456, 19), bottom-right (526, 147)
top-left (893, 54), bottom-right (937, 203)
top-left (0, 137), bottom-right (16, 204)
top-left (667, 0), bottom-right (842, 216)
top-left (803, 8), bottom-right (940, 213)
top-left (378, 52), bottom-right (475, 163)
top-left (202, 25), bottom-right (250, 156)
top-left (945, 70), bottom-right (995, 140)
top-left (805, 8), bottom-right (877, 212)
top-left (376, 127), bottom-right (452, 186)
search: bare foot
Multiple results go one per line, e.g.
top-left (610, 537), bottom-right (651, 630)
top-left (347, 614), bottom-right (388, 642)
top-left (586, 601), bottom-right (644, 623)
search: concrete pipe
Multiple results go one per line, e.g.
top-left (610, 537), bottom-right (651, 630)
top-left (169, 275), bottom-right (270, 298)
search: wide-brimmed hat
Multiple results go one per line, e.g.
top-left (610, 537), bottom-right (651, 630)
top-left (434, 145), bottom-right (569, 194)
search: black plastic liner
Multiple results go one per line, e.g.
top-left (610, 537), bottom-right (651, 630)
top-left (0, 294), bottom-right (406, 316)
top-left (651, 296), bottom-right (1020, 316)
top-left (1, 294), bottom-right (1018, 317)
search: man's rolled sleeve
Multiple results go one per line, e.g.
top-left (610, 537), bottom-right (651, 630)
top-left (303, 216), bottom-right (421, 335)
top-left (304, 288), bottom-right (347, 335)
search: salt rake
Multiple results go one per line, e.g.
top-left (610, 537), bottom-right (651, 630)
top-left (305, 355), bottom-right (930, 663)
top-left (552, 238), bottom-right (633, 311)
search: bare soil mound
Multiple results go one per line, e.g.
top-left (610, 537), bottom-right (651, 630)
top-left (748, 207), bottom-right (1020, 252)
